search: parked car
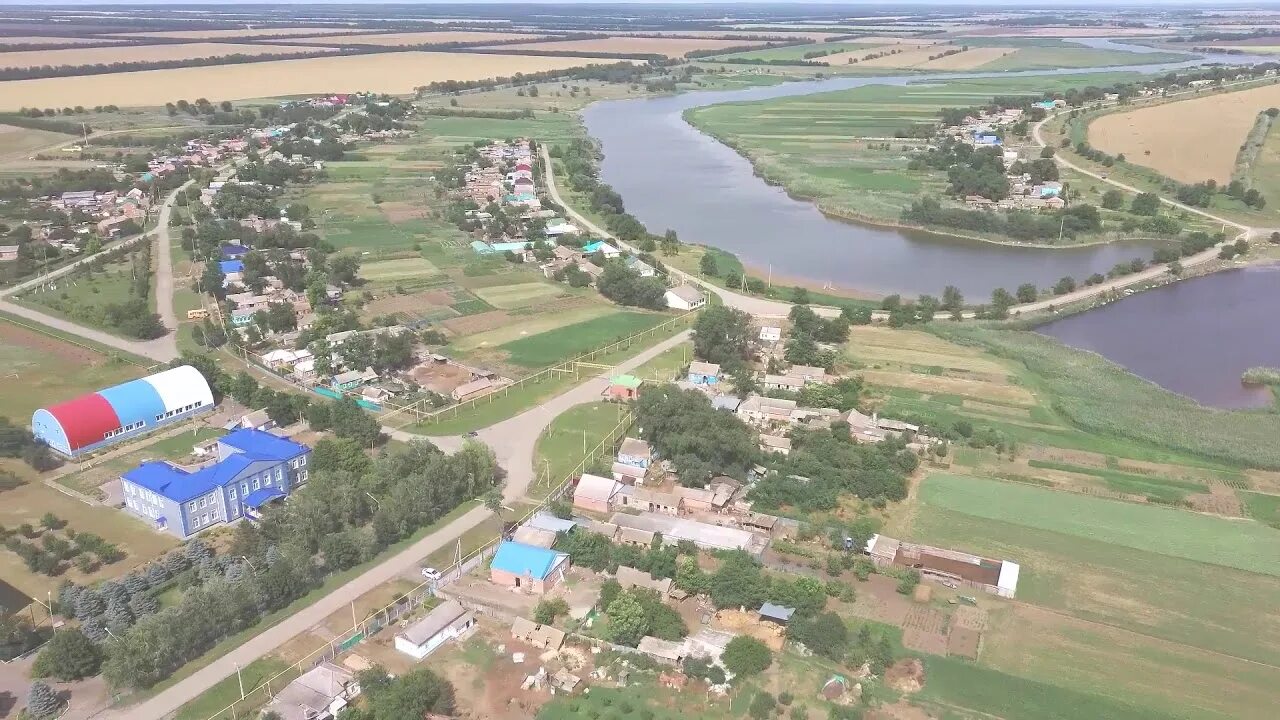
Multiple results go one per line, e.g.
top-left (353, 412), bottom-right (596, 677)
top-left (420, 567), bottom-right (441, 580)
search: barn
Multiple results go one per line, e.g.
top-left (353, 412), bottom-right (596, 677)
top-left (31, 365), bottom-right (215, 457)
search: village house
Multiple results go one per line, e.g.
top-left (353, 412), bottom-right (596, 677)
top-left (0, 245), bottom-right (18, 262)
top-left (617, 486), bottom-right (681, 516)
top-left (581, 240), bottom-right (621, 259)
top-left (758, 434), bottom-right (792, 456)
top-left (617, 437), bottom-right (652, 469)
top-left (262, 662), bottom-right (360, 720)
top-left (395, 600), bottom-right (476, 660)
top-left (605, 374), bottom-right (643, 401)
top-left (664, 283), bottom-right (706, 311)
top-left (610, 512), bottom-right (766, 555)
top-left (758, 326), bottom-right (782, 344)
top-left (762, 374), bottom-right (805, 392)
top-left (611, 461), bottom-right (645, 486)
top-left (615, 565), bottom-right (673, 596)
top-left (489, 541), bottom-right (570, 594)
top-left (687, 361), bottom-right (720, 386)
top-left (573, 473), bottom-right (623, 513)
top-left (789, 365), bottom-right (828, 384)
top-left (673, 483), bottom-right (735, 514)
top-left (625, 255), bottom-right (656, 277)
top-left (737, 396), bottom-right (798, 427)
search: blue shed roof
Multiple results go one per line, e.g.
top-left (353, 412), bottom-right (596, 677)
top-left (491, 541), bottom-right (564, 579)
top-left (524, 512), bottom-right (577, 534)
top-left (244, 487), bottom-right (285, 509)
top-left (221, 244), bottom-right (249, 258)
top-left (219, 260), bottom-right (244, 274)
top-left (97, 378), bottom-right (166, 430)
top-left (219, 428), bottom-right (308, 461)
top-left (759, 602), bottom-right (795, 622)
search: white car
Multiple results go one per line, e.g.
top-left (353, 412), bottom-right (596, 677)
top-left (420, 567), bottom-right (441, 580)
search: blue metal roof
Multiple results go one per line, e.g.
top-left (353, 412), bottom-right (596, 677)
top-left (221, 244), bottom-right (249, 258)
top-left (219, 260), bottom-right (244, 274)
top-left (491, 541), bottom-right (563, 579)
top-left (244, 487), bottom-right (285, 509)
top-left (97, 378), bottom-right (166, 429)
top-left (219, 428), bottom-right (308, 461)
top-left (124, 455), bottom-right (268, 503)
top-left (524, 512), bottom-right (577, 534)
top-left (759, 602), bottom-right (795, 622)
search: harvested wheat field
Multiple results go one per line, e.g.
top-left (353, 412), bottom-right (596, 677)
top-left (1088, 83), bottom-right (1280, 184)
top-left (0, 36), bottom-right (124, 46)
top-left (915, 47), bottom-right (1016, 70)
top-left (0, 42), bottom-right (336, 69)
top-left (113, 27), bottom-right (375, 39)
top-left (489, 36), bottom-right (752, 58)
top-left (953, 26), bottom-right (1175, 37)
top-left (281, 31), bottom-right (545, 46)
top-left (0, 52), bottom-right (625, 110)
top-left (615, 30), bottom-right (847, 42)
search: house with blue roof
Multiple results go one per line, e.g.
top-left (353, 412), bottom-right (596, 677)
top-left (120, 428), bottom-right (311, 538)
top-left (219, 259), bottom-right (244, 275)
top-left (489, 541), bottom-right (569, 594)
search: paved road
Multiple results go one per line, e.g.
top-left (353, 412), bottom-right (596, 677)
top-left (106, 329), bottom-right (689, 719)
top-left (0, 176), bottom-right (199, 363)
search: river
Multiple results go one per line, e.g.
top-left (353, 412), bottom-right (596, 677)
top-left (581, 45), bottom-right (1268, 297)
top-left (1037, 266), bottom-right (1280, 409)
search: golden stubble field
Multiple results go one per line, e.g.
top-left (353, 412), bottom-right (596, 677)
top-left (0, 52), bottom-right (630, 109)
top-left (113, 27), bottom-right (376, 39)
top-left (1088, 82), bottom-right (1280, 184)
top-left (0, 36), bottom-right (124, 46)
top-left (490, 36), bottom-right (752, 57)
top-left (279, 30), bottom-right (546, 46)
top-left (0, 42), bottom-right (336, 69)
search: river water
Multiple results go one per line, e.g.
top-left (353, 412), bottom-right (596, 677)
top-left (1037, 266), bottom-right (1280, 408)
top-left (582, 45), bottom-right (1267, 297)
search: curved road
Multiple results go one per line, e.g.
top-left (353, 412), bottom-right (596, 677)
top-left (0, 175), bottom-right (196, 363)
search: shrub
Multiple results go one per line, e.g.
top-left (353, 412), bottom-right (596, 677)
top-left (722, 636), bottom-right (772, 678)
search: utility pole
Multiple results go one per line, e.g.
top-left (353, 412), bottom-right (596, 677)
top-left (235, 661), bottom-right (245, 699)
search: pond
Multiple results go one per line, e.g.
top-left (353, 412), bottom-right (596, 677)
top-left (1037, 266), bottom-right (1280, 408)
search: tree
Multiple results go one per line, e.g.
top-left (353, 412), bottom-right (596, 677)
top-left (1131, 192), bottom-right (1161, 216)
top-left (722, 636), bottom-right (772, 678)
top-left (605, 591), bottom-right (650, 647)
top-left (365, 668), bottom-right (455, 719)
top-left (534, 597), bottom-right (569, 624)
top-left (1014, 283), bottom-right (1037, 303)
top-left (32, 629), bottom-right (102, 680)
top-left (940, 285), bottom-right (963, 312)
top-left (788, 612), bottom-right (848, 661)
top-left (699, 253), bottom-right (718, 276)
top-left (26, 681), bottom-right (62, 720)
top-left (1053, 276), bottom-right (1076, 295)
top-left (692, 306), bottom-right (753, 366)
top-left (749, 692), bottom-right (776, 720)
top-left (1101, 188), bottom-right (1124, 210)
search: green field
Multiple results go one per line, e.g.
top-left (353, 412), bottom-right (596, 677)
top-left (919, 473), bottom-right (1280, 576)
top-left (1248, 120), bottom-right (1280, 211)
top-left (359, 256), bottom-right (441, 283)
top-left (1243, 490), bottom-right (1280, 529)
top-left (1025, 458), bottom-right (1208, 503)
top-left (498, 311), bottom-right (670, 368)
top-left (684, 73), bottom-right (1142, 225)
top-left (978, 46), bottom-right (1190, 71)
top-left (472, 281), bottom-right (565, 309)
top-left (0, 317), bottom-right (143, 422)
top-left (19, 249), bottom-right (150, 336)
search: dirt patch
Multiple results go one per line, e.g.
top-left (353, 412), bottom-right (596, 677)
top-left (362, 289), bottom-right (455, 318)
top-left (432, 624), bottom-right (549, 720)
top-left (946, 626), bottom-right (982, 660)
top-left (866, 701), bottom-right (936, 720)
top-left (409, 360), bottom-right (473, 395)
top-left (0, 319), bottom-right (106, 365)
top-left (848, 574), bottom-right (914, 625)
top-left (961, 399), bottom-right (1032, 418)
top-left (1246, 469), bottom-right (1280, 494)
top-left (885, 658), bottom-right (926, 693)
top-left (442, 309), bottom-right (513, 336)
top-left (1186, 481), bottom-right (1245, 517)
top-left (901, 606), bottom-right (948, 655)
top-left (712, 608), bottom-right (785, 651)
top-left (379, 201), bottom-right (423, 224)
top-left (860, 369), bottom-right (1034, 406)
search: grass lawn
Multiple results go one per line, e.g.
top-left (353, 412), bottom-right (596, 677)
top-left (356, 256), bottom-right (440, 284)
top-left (0, 472), bottom-right (181, 600)
top-left (18, 249), bottom-right (149, 336)
top-left (532, 402), bottom-right (630, 496)
top-left (172, 656), bottom-right (296, 720)
top-left (0, 316), bottom-right (143, 422)
top-left (498, 311), bottom-right (670, 368)
top-left (629, 341), bottom-right (693, 382)
top-left (919, 473), bottom-right (1280, 576)
top-left (472, 281), bottom-right (565, 310)
top-left (1242, 490), bottom-right (1280, 529)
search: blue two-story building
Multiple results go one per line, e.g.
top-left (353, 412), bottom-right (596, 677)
top-left (121, 428), bottom-right (311, 538)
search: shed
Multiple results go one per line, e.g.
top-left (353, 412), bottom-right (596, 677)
top-left (758, 602), bottom-right (795, 625)
top-left (615, 565), bottom-right (672, 596)
top-left (394, 600), bottom-right (475, 660)
top-left (511, 616), bottom-right (566, 649)
top-left (638, 636), bottom-right (685, 665)
top-left (573, 473), bottom-right (622, 513)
